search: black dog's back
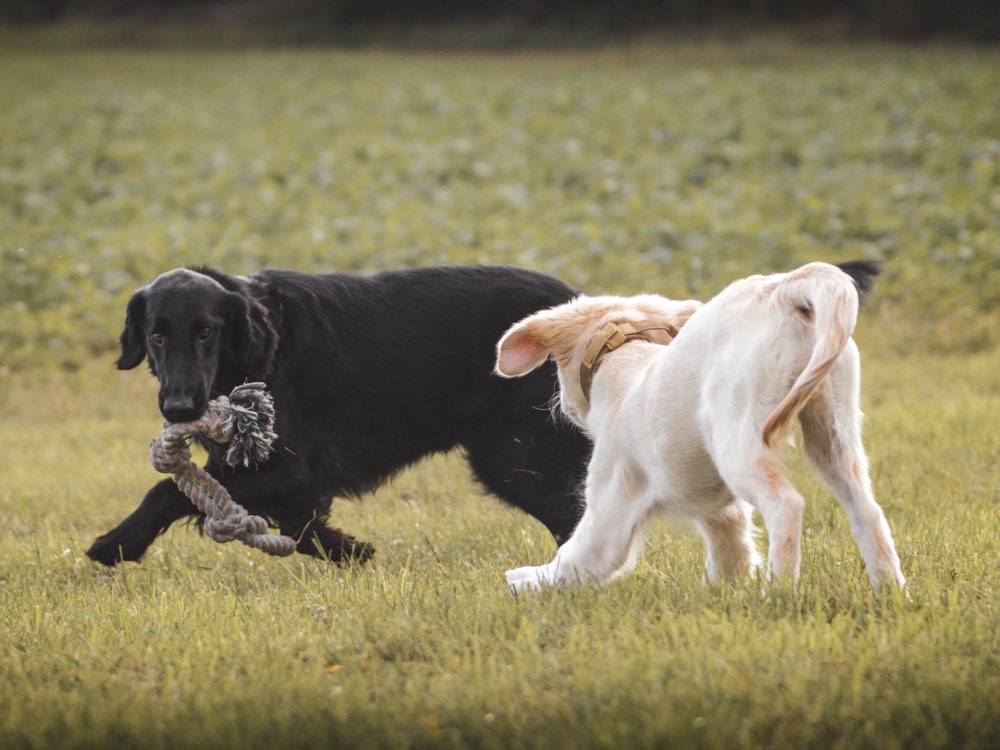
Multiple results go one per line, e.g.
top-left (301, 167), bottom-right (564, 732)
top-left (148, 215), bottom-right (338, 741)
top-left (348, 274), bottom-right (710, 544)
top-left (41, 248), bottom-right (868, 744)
top-left (87, 264), bottom-right (591, 566)
top-left (253, 265), bottom-right (590, 533)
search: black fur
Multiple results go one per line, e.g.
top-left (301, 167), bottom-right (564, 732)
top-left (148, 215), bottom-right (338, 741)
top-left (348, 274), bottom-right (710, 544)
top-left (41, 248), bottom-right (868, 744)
top-left (836, 259), bottom-right (882, 297)
top-left (88, 265), bottom-right (591, 565)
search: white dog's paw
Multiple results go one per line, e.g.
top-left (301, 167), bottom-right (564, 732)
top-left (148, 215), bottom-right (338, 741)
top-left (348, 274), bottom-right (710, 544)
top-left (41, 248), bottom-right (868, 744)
top-left (506, 565), bottom-right (554, 594)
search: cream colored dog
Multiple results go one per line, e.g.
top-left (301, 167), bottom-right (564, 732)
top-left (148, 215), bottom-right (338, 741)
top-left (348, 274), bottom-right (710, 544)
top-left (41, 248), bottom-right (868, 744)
top-left (496, 261), bottom-right (905, 593)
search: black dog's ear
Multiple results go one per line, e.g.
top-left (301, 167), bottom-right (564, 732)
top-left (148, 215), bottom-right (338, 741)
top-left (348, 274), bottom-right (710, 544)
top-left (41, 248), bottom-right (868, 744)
top-left (116, 289), bottom-right (147, 370)
top-left (225, 291), bottom-right (279, 380)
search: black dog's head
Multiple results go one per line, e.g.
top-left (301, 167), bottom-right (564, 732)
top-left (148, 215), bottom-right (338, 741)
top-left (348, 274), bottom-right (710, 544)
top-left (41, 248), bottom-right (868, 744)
top-left (117, 268), bottom-right (278, 423)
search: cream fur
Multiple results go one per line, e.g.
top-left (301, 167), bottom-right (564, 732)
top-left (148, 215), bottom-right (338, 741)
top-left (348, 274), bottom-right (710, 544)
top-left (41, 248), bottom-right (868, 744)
top-left (496, 262), bottom-right (905, 593)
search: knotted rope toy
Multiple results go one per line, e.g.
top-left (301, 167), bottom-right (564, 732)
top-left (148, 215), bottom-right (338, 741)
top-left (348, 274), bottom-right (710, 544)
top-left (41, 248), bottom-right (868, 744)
top-left (148, 382), bottom-right (296, 557)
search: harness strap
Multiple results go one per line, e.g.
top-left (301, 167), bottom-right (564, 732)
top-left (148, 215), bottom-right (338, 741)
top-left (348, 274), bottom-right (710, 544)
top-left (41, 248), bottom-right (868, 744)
top-left (580, 320), bottom-right (679, 403)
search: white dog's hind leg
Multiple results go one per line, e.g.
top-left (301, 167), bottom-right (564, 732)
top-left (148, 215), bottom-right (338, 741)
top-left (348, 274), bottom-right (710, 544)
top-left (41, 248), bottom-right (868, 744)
top-left (696, 497), bottom-right (761, 584)
top-left (798, 356), bottom-right (905, 589)
top-left (713, 452), bottom-right (806, 585)
top-left (705, 400), bottom-right (805, 584)
top-left (754, 477), bottom-right (806, 584)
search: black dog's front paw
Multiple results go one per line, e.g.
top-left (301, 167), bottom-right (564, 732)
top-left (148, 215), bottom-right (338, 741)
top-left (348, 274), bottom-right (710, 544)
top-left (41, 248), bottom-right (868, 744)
top-left (294, 524), bottom-right (376, 564)
top-left (345, 538), bottom-right (375, 564)
top-left (86, 534), bottom-right (139, 566)
top-left (321, 533), bottom-right (376, 565)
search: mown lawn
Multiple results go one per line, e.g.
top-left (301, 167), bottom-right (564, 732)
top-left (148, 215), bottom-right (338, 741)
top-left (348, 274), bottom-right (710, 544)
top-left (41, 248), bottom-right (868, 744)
top-left (1, 41), bottom-right (998, 748)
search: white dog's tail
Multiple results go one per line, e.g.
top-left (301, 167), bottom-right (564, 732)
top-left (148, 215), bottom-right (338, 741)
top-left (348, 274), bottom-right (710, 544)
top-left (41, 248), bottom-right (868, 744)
top-left (761, 263), bottom-right (864, 448)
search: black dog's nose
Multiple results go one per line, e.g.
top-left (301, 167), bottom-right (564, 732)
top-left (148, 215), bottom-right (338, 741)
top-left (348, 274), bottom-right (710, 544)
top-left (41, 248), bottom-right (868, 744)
top-left (161, 395), bottom-right (201, 423)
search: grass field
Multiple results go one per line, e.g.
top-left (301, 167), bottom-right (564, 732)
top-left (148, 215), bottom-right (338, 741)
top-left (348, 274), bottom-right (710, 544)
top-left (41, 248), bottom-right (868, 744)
top-left (1, 40), bottom-right (999, 748)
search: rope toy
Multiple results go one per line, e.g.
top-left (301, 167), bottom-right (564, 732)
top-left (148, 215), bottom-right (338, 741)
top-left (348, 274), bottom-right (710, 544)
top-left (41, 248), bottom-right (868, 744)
top-left (148, 382), bottom-right (296, 557)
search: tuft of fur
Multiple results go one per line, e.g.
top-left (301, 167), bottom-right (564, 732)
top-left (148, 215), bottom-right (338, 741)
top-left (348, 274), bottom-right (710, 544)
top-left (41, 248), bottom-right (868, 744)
top-left (835, 259), bottom-right (881, 297)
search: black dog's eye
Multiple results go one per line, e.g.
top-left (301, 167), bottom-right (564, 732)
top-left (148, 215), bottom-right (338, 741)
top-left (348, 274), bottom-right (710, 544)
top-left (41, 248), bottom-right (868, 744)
top-left (150, 332), bottom-right (164, 345)
top-left (199, 327), bottom-right (212, 341)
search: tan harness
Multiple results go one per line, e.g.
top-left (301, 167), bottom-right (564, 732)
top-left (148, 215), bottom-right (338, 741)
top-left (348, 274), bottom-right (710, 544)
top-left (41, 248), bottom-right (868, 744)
top-left (579, 320), bottom-right (679, 403)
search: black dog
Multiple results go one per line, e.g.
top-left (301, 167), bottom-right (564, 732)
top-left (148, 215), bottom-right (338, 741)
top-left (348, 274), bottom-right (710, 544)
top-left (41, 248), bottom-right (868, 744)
top-left (87, 265), bottom-right (592, 565)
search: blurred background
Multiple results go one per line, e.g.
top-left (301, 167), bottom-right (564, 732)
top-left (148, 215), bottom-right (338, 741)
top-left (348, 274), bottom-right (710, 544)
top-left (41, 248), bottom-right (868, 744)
top-left (1, 1), bottom-right (998, 374)
top-left (2, 0), bottom-right (999, 42)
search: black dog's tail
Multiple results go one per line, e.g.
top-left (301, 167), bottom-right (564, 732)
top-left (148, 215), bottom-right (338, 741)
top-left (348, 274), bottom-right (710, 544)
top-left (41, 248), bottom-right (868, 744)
top-left (835, 259), bottom-right (882, 298)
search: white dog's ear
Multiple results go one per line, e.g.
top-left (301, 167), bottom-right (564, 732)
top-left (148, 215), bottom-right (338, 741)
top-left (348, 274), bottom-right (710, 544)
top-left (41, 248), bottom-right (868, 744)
top-left (496, 318), bottom-right (550, 377)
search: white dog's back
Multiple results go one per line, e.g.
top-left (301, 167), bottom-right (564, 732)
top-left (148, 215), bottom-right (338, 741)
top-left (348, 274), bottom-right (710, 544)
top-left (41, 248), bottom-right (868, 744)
top-left (589, 263), bottom-right (862, 514)
top-left (682, 261), bottom-right (861, 446)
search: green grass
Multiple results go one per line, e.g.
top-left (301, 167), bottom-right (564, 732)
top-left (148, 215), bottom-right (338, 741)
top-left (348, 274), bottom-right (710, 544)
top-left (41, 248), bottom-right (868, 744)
top-left (1, 41), bottom-right (999, 748)
top-left (2, 351), bottom-right (998, 748)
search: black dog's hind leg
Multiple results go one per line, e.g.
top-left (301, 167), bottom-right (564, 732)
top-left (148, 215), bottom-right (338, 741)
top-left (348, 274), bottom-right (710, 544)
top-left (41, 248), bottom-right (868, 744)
top-left (87, 479), bottom-right (199, 565)
top-left (279, 515), bottom-right (375, 563)
top-left (466, 420), bottom-right (591, 546)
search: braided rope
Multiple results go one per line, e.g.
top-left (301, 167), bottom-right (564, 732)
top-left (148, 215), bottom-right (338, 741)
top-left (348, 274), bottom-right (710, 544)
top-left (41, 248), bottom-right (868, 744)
top-left (148, 383), bottom-right (296, 557)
